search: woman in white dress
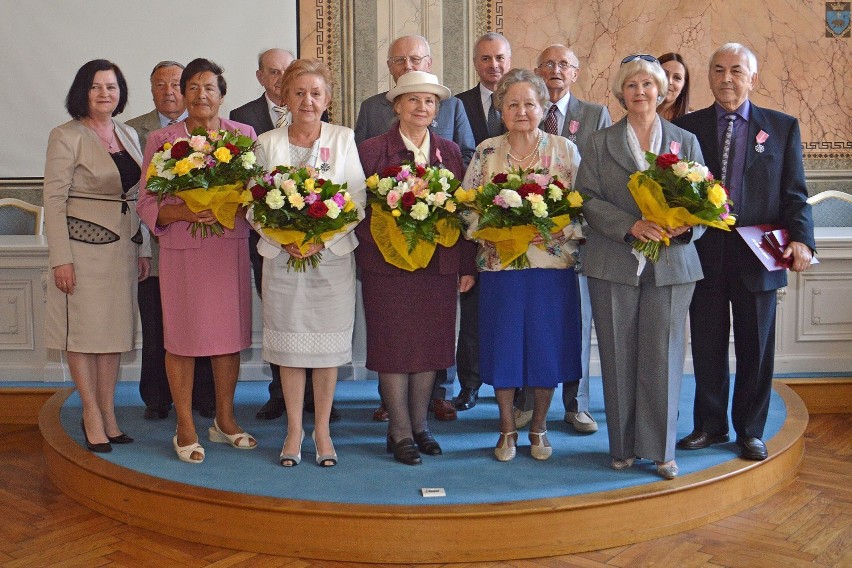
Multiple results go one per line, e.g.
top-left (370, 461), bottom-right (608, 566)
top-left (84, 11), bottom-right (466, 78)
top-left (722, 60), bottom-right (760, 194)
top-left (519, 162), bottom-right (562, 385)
top-left (253, 59), bottom-right (366, 467)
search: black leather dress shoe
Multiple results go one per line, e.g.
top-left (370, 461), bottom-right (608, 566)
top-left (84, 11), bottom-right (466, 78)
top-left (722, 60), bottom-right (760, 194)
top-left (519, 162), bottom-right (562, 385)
top-left (737, 437), bottom-right (768, 460)
top-left (386, 435), bottom-right (422, 465)
top-left (255, 398), bottom-right (285, 420)
top-left (413, 430), bottom-right (442, 455)
top-left (676, 430), bottom-right (730, 450)
top-left (107, 433), bottom-right (134, 444)
top-left (143, 404), bottom-right (170, 420)
top-left (452, 387), bottom-right (479, 411)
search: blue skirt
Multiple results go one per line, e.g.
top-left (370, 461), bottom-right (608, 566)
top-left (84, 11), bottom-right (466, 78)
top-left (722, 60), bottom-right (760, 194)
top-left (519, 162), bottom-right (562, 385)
top-left (479, 268), bottom-right (582, 388)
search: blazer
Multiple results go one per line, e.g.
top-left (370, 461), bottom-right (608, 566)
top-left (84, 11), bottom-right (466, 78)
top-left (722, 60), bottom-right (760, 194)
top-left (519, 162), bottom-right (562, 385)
top-left (456, 84), bottom-right (505, 147)
top-left (561, 96), bottom-right (612, 156)
top-left (675, 104), bottom-right (815, 292)
top-left (355, 124), bottom-right (477, 276)
top-left (229, 95), bottom-right (275, 135)
top-left (354, 92), bottom-right (476, 167)
top-left (44, 119), bottom-right (144, 268)
top-left (576, 117), bottom-right (705, 287)
top-left (125, 109), bottom-right (163, 154)
top-left (253, 122), bottom-right (367, 258)
top-left (136, 118), bottom-right (257, 250)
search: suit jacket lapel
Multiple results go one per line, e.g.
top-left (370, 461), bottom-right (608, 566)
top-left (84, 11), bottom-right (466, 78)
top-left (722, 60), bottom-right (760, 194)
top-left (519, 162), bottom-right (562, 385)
top-left (744, 104), bottom-right (764, 175)
top-left (561, 96), bottom-right (580, 137)
top-left (606, 119), bottom-right (640, 175)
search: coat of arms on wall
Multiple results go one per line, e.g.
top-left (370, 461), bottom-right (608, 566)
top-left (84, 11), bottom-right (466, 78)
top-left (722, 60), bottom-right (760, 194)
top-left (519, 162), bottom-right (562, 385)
top-left (827, 2), bottom-right (851, 37)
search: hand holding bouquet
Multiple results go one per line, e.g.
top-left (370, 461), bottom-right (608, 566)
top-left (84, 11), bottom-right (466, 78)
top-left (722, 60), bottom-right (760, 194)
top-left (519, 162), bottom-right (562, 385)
top-left (249, 165), bottom-right (359, 271)
top-left (629, 151), bottom-right (736, 262)
top-left (364, 162), bottom-right (461, 271)
top-left (145, 127), bottom-right (261, 237)
top-left (455, 166), bottom-right (585, 269)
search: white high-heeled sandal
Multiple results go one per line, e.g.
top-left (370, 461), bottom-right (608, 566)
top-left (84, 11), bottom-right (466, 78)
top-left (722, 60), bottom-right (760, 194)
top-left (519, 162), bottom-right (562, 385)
top-left (494, 431), bottom-right (518, 462)
top-left (173, 434), bottom-right (205, 464)
top-left (529, 430), bottom-right (553, 461)
top-left (208, 419), bottom-right (257, 449)
top-left (280, 430), bottom-right (305, 467)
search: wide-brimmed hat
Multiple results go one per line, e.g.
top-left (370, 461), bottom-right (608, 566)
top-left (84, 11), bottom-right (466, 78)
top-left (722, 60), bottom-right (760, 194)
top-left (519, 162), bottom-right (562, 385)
top-left (386, 71), bottom-right (451, 102)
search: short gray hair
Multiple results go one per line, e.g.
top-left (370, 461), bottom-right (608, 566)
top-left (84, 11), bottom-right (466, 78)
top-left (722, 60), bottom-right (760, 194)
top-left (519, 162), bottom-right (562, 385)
top-left (493, 68), bottom-right (549, 112)
top-left (149, 61), bottom-right (183, 77)
top-left (256, 48), bottom-right (296, 70)
top-left (474, 32), bottom-right (511, 56)
top-left (612, 57), bottom-right (668, 106)
top-left (387, 35), bottom-right (431, 58)
top-left (711, 43), bottom-right (758, 75)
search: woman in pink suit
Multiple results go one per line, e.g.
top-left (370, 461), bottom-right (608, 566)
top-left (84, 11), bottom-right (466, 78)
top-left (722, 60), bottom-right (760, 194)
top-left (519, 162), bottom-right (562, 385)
top-left (137, 58), bottom-right (257, 464)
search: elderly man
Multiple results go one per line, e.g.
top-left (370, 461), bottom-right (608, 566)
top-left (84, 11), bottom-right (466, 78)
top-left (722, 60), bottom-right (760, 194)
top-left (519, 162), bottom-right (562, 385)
top-left (127, 61), bottom-right (215, 420)
top-left (675, 43), bottom-right (815, 461)
top-left (356, 34), bottom-right (475, 422)
top-left (449, 33), bottom-right (512, 412)
top-left (230, 48), bottom-right (295, 132)
top-left (513, 45), bottom-right (612, 433)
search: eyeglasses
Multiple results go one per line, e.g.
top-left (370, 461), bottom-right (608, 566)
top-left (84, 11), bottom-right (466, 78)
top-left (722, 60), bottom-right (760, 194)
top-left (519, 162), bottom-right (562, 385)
top-left (387, 55), bottom-right (430, 66)
top-left (538, 60), bottom-right (579, 71)
top-left (621, 54), bottom-right (659, 65)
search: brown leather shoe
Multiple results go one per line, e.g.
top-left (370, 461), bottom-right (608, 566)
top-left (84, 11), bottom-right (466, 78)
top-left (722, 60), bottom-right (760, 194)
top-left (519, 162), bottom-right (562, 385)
top-left (372, 403), bottom-right (389, 422)
top-left (431, 399), bottom-right (457, 421)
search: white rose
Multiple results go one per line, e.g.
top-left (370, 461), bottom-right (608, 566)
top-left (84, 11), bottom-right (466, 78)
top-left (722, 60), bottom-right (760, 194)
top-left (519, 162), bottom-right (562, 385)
top-left (547, 184), bottom-right (563, 201)
top-left (240, 151), bottom-right (257, 169)
top-left (279, 178), bottom-right (298, 195)
top-left (531, 200), bottom-right (549, 218)
top-left (410, 201), bottom-right (429, 221)
top-left (439, 168), bottom-right (454, 180)
top-left (432, 191), bottom-right (448, 206)
top-left (265, 188), bottom-right (285, 210)
top-left (377, 177), bottom-right (394, 195)
top-left (324, 199), bottom-right (341, 219)
top-left (499, 189), bottom-right (523, 208)
top-left (671, 161), bottom-right (690, 178)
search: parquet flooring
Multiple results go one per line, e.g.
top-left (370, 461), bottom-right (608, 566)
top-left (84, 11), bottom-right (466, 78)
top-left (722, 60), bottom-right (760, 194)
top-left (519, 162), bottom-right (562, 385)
top-left (0, 414), bottom-right (849, 567)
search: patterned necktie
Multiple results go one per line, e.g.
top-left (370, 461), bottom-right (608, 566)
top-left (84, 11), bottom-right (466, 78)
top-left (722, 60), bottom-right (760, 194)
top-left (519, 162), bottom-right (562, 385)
top-left (274, 105), bottom-right (289, 128)
top-left (487, 93), bottom-right (501, 137)
top-left (167, 119), bottom-right (177, 125)
top-left (720, 113), bottom-right (737, 187)
top-left (543, 104), bottom-right (559, 135)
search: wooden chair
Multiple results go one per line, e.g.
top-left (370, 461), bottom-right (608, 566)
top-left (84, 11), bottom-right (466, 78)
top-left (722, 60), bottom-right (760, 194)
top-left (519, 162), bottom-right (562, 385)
top-left (807, 190), bottom-right (852, 227)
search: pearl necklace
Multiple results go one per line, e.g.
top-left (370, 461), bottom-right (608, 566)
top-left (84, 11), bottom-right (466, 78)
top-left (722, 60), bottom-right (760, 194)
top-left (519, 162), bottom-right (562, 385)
top-left (506, 131), bottom-right (541, 165)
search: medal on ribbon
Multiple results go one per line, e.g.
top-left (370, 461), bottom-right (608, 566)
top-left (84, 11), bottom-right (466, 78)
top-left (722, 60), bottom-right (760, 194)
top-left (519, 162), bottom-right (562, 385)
top-left (568, 120), bottom-right (579, 143)
top-left (669, 140), bottom-right (681, 155)
top-left (755, 130), bottom-right (769, 153)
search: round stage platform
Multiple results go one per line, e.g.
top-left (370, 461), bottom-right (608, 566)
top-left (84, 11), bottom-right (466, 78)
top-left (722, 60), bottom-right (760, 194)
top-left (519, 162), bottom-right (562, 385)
top-left (40, 381), bottom-right (806, 563)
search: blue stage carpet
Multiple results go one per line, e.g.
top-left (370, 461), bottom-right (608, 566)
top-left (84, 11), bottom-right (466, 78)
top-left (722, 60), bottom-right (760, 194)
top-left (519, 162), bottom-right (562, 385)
top-left (58, 378), bottom-right (785, 506)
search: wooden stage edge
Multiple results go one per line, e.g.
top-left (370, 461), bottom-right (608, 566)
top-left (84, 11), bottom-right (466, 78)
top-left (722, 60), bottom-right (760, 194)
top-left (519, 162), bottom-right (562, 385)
top-left (38, 384), bottom-right (808, 564)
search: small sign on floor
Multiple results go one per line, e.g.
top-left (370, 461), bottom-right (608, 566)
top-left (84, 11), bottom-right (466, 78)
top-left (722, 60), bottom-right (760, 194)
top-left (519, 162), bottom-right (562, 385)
top-left (421, 487), bottom-right (446, 498)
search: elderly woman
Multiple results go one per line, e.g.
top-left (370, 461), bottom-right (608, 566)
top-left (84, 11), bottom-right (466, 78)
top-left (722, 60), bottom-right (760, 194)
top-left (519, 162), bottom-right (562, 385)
top-left (137, 58), bottom-right (257, 464)
top-left (253, 59), bottom-right (366, 468)
top-left (462, 68), bottom-right (583, 462)
top-left (576, 54), bottom-right (705, 479)
top-left (357, 71), bottom-right (477, 465)
top-left (44, 59), bottom-right (148, 452)
top-left (657, 52), bottom-right (691, 121)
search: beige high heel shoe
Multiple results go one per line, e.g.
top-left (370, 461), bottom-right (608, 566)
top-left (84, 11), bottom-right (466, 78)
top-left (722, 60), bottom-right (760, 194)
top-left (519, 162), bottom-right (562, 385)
top-left (173, 434), bottom-right (204, 464)
top-left (529, 430), bottom-right (553, 460)
top-left (208, 419), bottom-right (257, 449)
top-left (494, 431), bottom-right (518, 462)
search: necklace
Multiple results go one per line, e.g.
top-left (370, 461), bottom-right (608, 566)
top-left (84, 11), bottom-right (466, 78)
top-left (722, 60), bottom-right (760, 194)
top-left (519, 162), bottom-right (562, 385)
top-left (506, 131), bottom-right (541, 163)
top-left (83, 119), bottom-right (118, 151)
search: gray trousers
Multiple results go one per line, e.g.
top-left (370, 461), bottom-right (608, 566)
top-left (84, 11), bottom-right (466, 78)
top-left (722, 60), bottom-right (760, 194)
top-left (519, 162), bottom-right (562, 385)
top-left (588, 271), bottom-right (694, 463)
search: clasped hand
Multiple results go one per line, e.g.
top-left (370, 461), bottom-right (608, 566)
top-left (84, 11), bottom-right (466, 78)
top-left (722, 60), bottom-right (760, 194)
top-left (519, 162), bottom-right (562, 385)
top-left (630, 220), bottom-right (690, 242)
top-left (284, 242), bottom-right (324, 259)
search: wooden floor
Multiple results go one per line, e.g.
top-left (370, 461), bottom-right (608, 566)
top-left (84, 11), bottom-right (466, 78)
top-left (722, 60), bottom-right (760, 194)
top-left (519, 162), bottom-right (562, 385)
top-left (0, 414), bottom-right (849, 567)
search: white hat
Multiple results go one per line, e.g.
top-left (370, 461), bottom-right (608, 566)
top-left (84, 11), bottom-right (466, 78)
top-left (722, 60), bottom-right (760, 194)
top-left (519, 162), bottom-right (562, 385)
top-left (386, 71), bottom-right (451, 102)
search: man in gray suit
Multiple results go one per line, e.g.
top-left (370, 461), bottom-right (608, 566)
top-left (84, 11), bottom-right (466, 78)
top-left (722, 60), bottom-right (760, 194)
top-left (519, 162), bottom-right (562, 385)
top-left (513, 45), bottom-right (612, 433)
top-left (230, 48), bottom-right (295, 134)
top-left (354, 34), bottom-right (475, 168)
top-left (127, 61), bottom-right (215, 420)
top-left (449, 32), bottom-right (512, 412)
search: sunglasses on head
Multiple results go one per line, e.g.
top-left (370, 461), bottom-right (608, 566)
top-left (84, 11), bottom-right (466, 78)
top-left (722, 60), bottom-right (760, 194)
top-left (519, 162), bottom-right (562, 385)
top-left (621, 54), bottom-right (659, 65)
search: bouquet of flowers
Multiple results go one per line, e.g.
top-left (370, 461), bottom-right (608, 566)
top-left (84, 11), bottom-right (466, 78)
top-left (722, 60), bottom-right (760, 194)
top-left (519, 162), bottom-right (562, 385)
top-left (248, 165), bottom-right (359, 271)
top-left (364, 162), bottom-right (461, 271)
top-left (629, 151), bottom-right (736, 262)
top-left (455, 166), bottom-right (585, 269)
top-left (145, 127), bottom-right (261, 237)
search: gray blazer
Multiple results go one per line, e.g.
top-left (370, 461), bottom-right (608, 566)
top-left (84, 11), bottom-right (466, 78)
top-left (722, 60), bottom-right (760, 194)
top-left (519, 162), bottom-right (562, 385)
top-left (576, 117), bottom-right (705, 287)
top-left (125, 109), bottom-right (163, 154)
top-left (354, 92), bottom-right (476, 167)
top-left (559, 96), bottom-right (612, 156)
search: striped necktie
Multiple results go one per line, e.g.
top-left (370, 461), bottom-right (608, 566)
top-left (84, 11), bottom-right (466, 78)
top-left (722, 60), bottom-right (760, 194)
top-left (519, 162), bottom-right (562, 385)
top-left (720, 113), bottom-right (737, 187)
top-left (274, 105), bottom-right (289, 128)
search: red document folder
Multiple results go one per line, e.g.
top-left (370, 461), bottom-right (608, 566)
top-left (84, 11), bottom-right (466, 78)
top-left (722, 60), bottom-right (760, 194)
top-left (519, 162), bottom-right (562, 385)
top-left (735, 224), bottom-right (818, 271)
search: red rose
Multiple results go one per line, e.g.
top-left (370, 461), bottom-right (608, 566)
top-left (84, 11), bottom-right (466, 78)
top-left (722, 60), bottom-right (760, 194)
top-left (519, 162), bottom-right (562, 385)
top-left (551, 179), bottom-right (565, 189)
top-left (655, 153), bottom-right (680, 169)
top-left (517, 183), bottom-right (544, 199)
top-left (401, 191), bottom-right (417, 210)
top-left (250, 183), bottom-right (268, 200)
top-left (382, 165), bottom-right (402, 177)
top-left (316, 178), bottom-right (326, 187)
top-left (307, 201), bottom-right (329, 218)
top-left (170, 140), bottom-right (191, 160)
top-left (225, 143), bottom-right (240, 156)
top-left (415, 165), bottom-right (426, 177)
top-left (492, 172), bottom-right (509, 184)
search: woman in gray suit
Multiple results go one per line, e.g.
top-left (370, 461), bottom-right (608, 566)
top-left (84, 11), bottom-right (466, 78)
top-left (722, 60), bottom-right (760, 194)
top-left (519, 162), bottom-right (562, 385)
top-left (575, 55), bottom-right (705, 479)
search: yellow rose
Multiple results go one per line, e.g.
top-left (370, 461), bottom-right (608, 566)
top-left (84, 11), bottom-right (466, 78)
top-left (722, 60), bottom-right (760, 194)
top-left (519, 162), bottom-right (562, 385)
top-left (213, 147), bottom-right (233, 164)
top-left (366, 173), bottom-right (379, 189)
top-left (145, 162), bottom-right (157, 180)
top-left (707, 184), bottom-right (726, 208)
top-left (343, 200), bottom-right (356, 212)
top-left (724, 215), bottom-right (737, 226)
top-left (305, 178), bottom-right (316, 192)
top-left (391, 209), bottom-right (402, 217)
top-left (444, 200), bottom-right (457, 213)
top-left (566, 190), bottom-right (584, 208)
top-left (454, 187), bottom-right (476, 203)
top-left (173, 158), bottom-right (194, 176)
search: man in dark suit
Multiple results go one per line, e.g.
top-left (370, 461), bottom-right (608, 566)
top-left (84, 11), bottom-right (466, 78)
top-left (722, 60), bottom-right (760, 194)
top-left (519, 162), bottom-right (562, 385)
top-left (230, 48), bottom-right (294, 133)
top-left (450, 32), bottom-right (512, 412)
top-left (674, 43), bottom-right (815, 460)
top-left (127, 61), bottom-right (216, 420)
top-left (513, 45), bottom-right (612, 433)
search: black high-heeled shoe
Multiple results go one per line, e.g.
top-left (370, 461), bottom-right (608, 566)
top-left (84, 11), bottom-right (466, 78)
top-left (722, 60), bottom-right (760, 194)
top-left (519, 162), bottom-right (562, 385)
top-left (413, 430), bottom-right (442, 455)
top-left (81, 419), bottom-right (112, 453)
top-left (386, 435), bottom-right (421, 465)
top-left (107, 433), bottom-right (134, 444)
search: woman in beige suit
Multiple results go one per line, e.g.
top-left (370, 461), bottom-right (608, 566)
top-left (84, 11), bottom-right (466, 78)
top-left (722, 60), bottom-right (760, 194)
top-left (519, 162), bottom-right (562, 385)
top-left (44, 59), bottom-right (149, 453)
